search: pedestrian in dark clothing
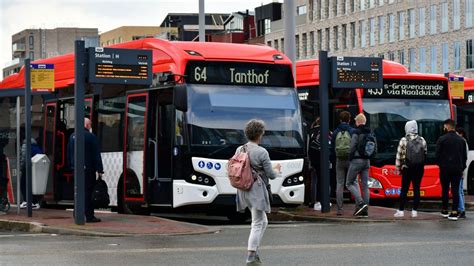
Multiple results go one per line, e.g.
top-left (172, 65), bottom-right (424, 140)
top-left (346, 113), bottom-right (375, 217)
top-left (394, 120), bottom-right (427, 218)
top-left (436, 119), bottom-right (467, 221)
top-left (20, 138), bottom-right (43, 209)
top-left (456, 127), bottom-right (469, 219)
top-left (330, 111), bottom-right (354, 215)
top-left (68, 118), bottom-right (104, 223)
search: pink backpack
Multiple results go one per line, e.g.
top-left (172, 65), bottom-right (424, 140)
top-left (227, 145), bottom-right (254, 190)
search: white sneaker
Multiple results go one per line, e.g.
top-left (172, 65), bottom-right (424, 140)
top-left (394, 210), bottom-right (404, 217)
top-left (19, 201), bottom-right (27, 209)
top-left (411, 210), bottom-right (418, 218)
top-left (313, 202), bottom-right (321, 211)
top-left (32, 203), bottom-right (40, 210)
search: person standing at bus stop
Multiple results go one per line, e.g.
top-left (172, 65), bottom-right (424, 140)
top-left (456, 127), bottom-right (469, 219)
top-left (235, 119), bottom-right (280, 266)
top-left (394, 120), bottom-right (427, 218)
top-left (330, 111), bottom-right (354, 216)
top-left (436, 119), bottom-right (467, 221)
top-left (68, 117), bottom-right (104, 223)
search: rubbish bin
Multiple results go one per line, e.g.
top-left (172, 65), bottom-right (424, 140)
top-left (31, 154), bottom-right (50, 195)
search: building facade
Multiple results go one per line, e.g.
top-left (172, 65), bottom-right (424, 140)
top-left (3, 28), bottom-right (98, 78)
top-left (209, 11), bottom-right (256, 43)
top-left (265, 0), bottom-right (474, 77)
top-left (99, 26), bottom-right (175, 47)
top-left (159, 13), bottom-right (230, 41)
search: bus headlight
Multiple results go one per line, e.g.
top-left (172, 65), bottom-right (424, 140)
top-left (187, 173), bottom-right (216, 186)
top-left (283, 174), bottom-right (304, 187)
top-left (368, 177), bottom-right (382, 189)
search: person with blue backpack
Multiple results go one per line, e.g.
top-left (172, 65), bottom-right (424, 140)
top-left (394, 120), bottom-right (427, 218)
top-left (346, 113), bottom-right (376, 217)
top-left (331, 111), bottom-right (354, 216)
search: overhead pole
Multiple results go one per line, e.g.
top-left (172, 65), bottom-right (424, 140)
top-left (199, 0), bottom-right (205, 42)
top-left (284, 0), bottom-right (296, 77)
top-left (24, 58), bottom-right (32, 217)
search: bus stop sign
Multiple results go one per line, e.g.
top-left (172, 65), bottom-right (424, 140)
top-left (331, 56), bottom-right (382, 89)
top-left (88, 47), bottom-right (152, 85)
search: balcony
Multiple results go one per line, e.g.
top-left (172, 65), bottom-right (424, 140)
top-left (12, 43), bottom-right (26, 53)
top-left (4, 57), bottom-right (23, 68)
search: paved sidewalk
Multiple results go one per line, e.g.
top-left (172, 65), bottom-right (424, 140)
top-left (0, 208), bottom-right (215, 236)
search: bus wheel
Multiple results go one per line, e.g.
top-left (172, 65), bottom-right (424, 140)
top-left (226, 211), bottom-right (250, 224)
top-left (468, 163), bottom-right (474, 195)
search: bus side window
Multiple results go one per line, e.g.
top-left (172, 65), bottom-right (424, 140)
top-left (175, 110), bottom-right (185, 145)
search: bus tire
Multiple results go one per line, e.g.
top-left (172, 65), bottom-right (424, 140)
top-left (468, 163), bottom-right (474, 195)
top-left (226, 211), bottom-right (250, 223)
top-left (117, 173), bottom-right (150, 215)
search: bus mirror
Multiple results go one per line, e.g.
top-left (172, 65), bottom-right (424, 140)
top-left (174, 85), bottom-right (188, 112)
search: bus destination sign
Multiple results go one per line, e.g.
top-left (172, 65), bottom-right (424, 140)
top-left (185, 61), bottom-right (294, 87)
top-left (331, 57), bottom-right (383, 89)
top-left (88, 47), bottom-right (152, 85)
top-left (364, 79), bottom-right (448, 99)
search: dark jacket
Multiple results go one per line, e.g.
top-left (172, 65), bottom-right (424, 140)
top-left (307, 125), bottom-right (321, 163)
top-left (436, 131), bottom-right (468, 175)
top-left (331, 123), bottom-right (355, 160)
top-left (20, 138), bottom-right (43, 173)
top-left (349, 124), bottom-right (373, 161)
top-left (68, 128), bottom-right (104, 173)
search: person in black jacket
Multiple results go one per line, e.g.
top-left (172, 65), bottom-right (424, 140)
top-left (436, 119), bottom-right (467, 221)
top-left (68, 118), bottom-right (104, 223)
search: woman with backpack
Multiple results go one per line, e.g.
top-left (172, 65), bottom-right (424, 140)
top-left (394, 120), bottom-right (427, 218)
top-left (234, 119), bottom-right (281, 266)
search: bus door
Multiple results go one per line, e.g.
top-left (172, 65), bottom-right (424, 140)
top-left (123, 93), bottom-right (149, 205)
top-left (48, 97), bottom-right (93, 202)
top-left (147, 89), bottom-right (174, 206)
top-left (43, 102), bottom-right (57, 202)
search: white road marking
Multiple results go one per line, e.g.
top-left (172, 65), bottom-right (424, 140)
top-left (0, 233), bottom-right (51, 238)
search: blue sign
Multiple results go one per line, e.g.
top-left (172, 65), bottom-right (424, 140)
top-left (215, 163), bottom-right (221, 170)
top-left (198, 161), bottom-right (205, 168)
top-left (385, 189), bottom-right (391, 195)
top-left (31, 64), bottom-right (54, 69)
top-left (207, 162), bottom-right (213, 169)
top-left (397, 188), bottom-right (402, 195)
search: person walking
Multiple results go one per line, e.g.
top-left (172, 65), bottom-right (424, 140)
top-left (331, 111), bottom-right (354, 216)
top-left (68, 118), bottom-right (104, 223)
top-left (19, 138), bottom-right (43, 209)
top-left (456, 127), bottom-right (469, 219)
top-left (394, 120), bottom-right (427, 218)
top-left (236, 119), bottom-right (280, 266)
top-left (346, 113), bottom-right (376, 217)
top-left (436, 119), bottom-right (467, 221)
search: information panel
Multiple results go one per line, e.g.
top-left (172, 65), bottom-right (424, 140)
top-left (88, 47), bottom-right (152, 85)
top-left (31, 64), bottom-right (55, 91)
top-left (185, 61), bottom-right (294, 87)
top-left (364, 79), bottom-right (448, 99)
top-left (449, 76), bottom-right (464, 99)
top-left (331, 57), bottom-right (383, 89)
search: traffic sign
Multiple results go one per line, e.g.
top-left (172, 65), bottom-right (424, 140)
top-left (331, 57), bottom-right (383, 89)
top-left (30, 64), bottom-right (55, 91)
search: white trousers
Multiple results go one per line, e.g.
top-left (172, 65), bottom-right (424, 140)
top-left (247, 208), bottom-right (268, 251)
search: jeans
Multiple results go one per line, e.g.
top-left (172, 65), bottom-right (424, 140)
top-left (459, 178), bottom-right (465, 212)
top-left (440, 171), bottom-right (462, 212)
top-left (346, 159), bottom-right (370, 206)
top-left (336, 159), bottom-right (350, 210)
top-left (398, 166), bottom-right (424, 211)
top-left (248, 208), bottom-right (268, 251)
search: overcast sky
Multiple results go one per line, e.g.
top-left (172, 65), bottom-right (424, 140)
top-left (0, 0), bottom-right (277, 79)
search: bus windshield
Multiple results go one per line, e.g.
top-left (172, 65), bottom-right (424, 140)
top-left (362, 98), bottom-right (451, 166)
top-left (186, 84), bottom-right (304, 151)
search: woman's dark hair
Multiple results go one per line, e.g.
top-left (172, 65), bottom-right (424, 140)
top-left (245, 119), bottom-right (265, 141)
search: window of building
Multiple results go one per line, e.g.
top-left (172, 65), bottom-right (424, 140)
top-left (420, 47), bottom-right (426, 72)
top-left (378, 16), bottom-right (385, 44)
top-left (324, 0), bottom-right (330, 18)
top-left (295, 35), bottom-right (300, 58)
top-left (264, 19), bottom-right (271, 34)
top-left (360, 20), bottom-right (366, 47)
top-left (267, 41), bottom-right (272, 47)
top-left (118, 37), bottom-right (123, 43)
top-left (369, 17), bottom-right (375, 46)
top-left (389, 13), bottom-right (395, 42)
top-left (398, 50), bottom-right (405, 65)
top-left (467, 0), bottom-right (473, 28)
top-left (28, 35), bottom-right (34, 49)
top-left (281, 38), bottom-right (285, 52)
top-left (317, 30), bottom-right (322, 51)
top-left (442, 43), bottom-right (449, 73)
top-left (389, 0), bottom-right (395, 3)
top-left (441, 2), bottom-right (448, 32)
top-left (316, 0), bottom-right (322, 20)
top-left (351, 22), bottom-right (356, 48)
top-left (453, 0), bottom-right (461, 30)
top-left (302, 33), bottom-right (308, 57)
top-left (454, 41), bottom-right (461, 71)
top-left (430, 45), bottom-right (437, 73)
top-left (360, 0), bottom-right (366, 11)
top-left (467, 39), bottom-right (473, 69)
top-left (409, 48), bottom-right (415, 71)
top-left (351, 0), bottom-right (356, 13)
top-left (342, 0), bottom-right (347, 14)
top-left (310, 31), bottom-right (315, 55)
top-left (398, 11), bottom-right (405, 40)
top-left (430, 5), bottom-right (437, 34)
top-left (29, 51), bottom-right (34, 60)
top-left (334, 26), bottom-right (339, 50)
top-left (297, 5), bottom-right (307, 15)
top-left (419, 7), bottom-right (426, 36)
top-left (342, 24), bottom-right (348, 49)
top-left (325, 28), bottom-right (330, 51)
top-left (408, 9), bottom-right (415, 38)
top-left (369, 0), bottom-right (375, 8)
top-left (274, 39), bottom-right (279, 51)
top-left (388, 51), bottom-right (395, 61)
top-left (378, 52), bottom-right (384, 58)
top-left (334, 0), bottom-right (339, 16)
top-left (379, 0), bottom-right (384, 6)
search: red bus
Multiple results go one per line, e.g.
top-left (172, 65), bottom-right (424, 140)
top-left (296, 59), bottom-right (453, 200)
top-left (452, 77), bottom-right (474, 195)
top-left (0, 38), bottom-right (306, 220)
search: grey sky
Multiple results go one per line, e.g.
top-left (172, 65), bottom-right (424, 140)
top-left (0, 0), bottom-right (276, 79)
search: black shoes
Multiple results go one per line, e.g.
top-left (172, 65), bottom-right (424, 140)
top-left (448, 212), bottom-right (459, 221)
top-left (440, 210), bottom-right (449, 218)
top-left (86, 217), bottom-right (101, 223)
top-left (458, 211), bottom-right (466, 219)
top-left (353, 204), bottom-right (368, 216)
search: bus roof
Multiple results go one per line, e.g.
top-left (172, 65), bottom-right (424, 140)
top-left (465, 77), bottom-right (474, 91)
top-left (0, 38), bottom-right (291, 90)
top-left (295, 59), bottom-right (449, 87)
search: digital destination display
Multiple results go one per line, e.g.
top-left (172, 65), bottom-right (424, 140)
top-left (364, 79), bottom-right (448, 99)
top-left (185, 61), bottom-right (294, 87)
top-left (331, 57), bottom-right (383, 89)
top-left (88, 47), bottom-right (152, 85)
